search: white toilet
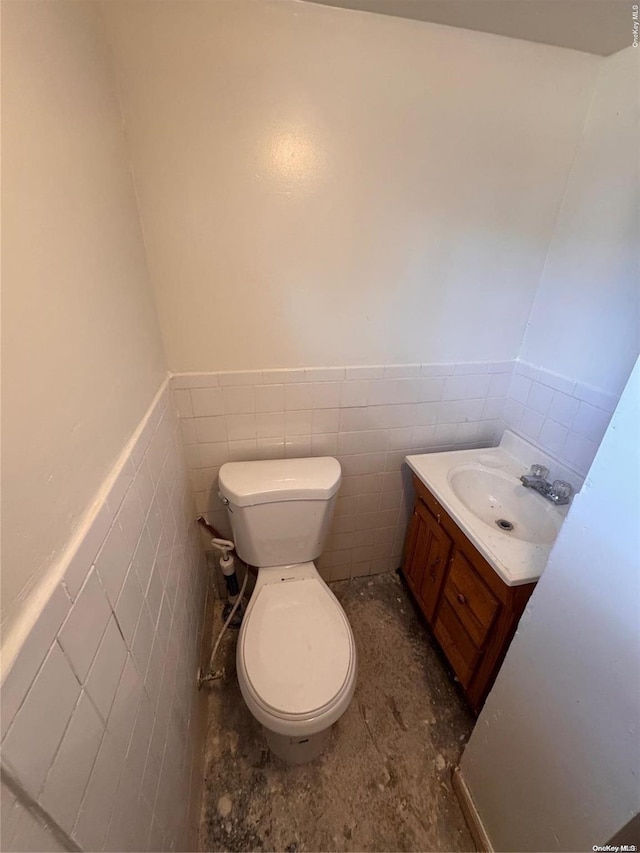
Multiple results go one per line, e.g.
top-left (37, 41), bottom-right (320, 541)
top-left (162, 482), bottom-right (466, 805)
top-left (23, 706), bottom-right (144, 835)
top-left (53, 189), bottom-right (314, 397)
top-left (217, 456), bottom-right (357, 764)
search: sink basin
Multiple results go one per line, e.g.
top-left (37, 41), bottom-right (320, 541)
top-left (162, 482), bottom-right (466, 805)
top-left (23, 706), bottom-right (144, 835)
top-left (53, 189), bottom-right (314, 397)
top-left (447, 465), bottom-right (561, 545)
top-left (406, 431), bottom-right (576, 585)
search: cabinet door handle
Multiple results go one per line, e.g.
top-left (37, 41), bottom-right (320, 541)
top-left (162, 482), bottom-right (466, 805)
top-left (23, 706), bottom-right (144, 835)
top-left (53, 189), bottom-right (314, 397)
top-left (457, 593), bottom-right (467, 605)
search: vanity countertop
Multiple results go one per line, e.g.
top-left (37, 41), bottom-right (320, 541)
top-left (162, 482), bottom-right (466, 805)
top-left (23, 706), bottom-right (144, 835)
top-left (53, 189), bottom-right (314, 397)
top-left (405, 431), bottom-right (574, 587)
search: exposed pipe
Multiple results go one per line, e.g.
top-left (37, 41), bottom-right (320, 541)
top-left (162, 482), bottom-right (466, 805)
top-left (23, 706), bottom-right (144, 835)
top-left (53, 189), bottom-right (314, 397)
top-left (197, 515), bottom-right (226, 541)
top-left (197, 559), bottom-right (249, 688)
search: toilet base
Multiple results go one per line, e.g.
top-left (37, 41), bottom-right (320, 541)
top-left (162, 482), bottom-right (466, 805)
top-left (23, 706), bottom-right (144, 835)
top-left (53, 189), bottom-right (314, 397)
top-left (264, 725), bottom-right (331, 765)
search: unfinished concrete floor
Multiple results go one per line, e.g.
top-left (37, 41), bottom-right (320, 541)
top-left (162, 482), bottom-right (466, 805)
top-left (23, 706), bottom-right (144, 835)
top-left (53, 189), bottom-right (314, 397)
top-left (199, 572), bottom-right (476, 853)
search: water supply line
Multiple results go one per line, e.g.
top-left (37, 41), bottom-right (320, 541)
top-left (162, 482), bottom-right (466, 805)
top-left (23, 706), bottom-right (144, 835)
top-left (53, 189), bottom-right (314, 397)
top-left (197, 560), bottom-right (248, 687)
top-left (196, 519), bottom-right (249, 688)
top-left (212, 537), bottom-right (244, 622)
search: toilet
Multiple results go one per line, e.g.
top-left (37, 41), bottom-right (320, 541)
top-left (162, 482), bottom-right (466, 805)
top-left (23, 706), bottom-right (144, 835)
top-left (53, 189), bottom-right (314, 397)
top-left (217, 456), bottom-right (357, 764)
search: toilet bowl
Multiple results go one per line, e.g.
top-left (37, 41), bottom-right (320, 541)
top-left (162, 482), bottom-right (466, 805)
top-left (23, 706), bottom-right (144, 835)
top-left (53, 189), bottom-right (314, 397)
top-left (218, 457), bottom-right (357, 764)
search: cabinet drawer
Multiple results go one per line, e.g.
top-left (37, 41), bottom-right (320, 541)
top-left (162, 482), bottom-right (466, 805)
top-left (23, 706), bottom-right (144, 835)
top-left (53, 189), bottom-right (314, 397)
top-left (433, 598), bottom-right (481, 688)
top-left (445, 551), bottom-right (499, 647)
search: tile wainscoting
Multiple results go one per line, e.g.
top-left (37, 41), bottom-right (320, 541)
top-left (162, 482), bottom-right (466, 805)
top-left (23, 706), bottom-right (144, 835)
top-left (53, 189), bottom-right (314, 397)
top-left (172, 362), bottom-right (513, 582)
top-left (1, 381), bottom-right (208, 852)
top-left (173, 360), bottom-right (621, 582)
top-left (504, 362), bottom-right (620, 479)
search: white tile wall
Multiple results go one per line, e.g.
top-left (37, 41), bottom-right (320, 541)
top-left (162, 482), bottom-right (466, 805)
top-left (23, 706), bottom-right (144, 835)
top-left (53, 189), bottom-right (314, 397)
top-left (172, 362), bottom-right (512, 581)
top-left (1, 382), bottom-right (207, 853)
top-left (174, 359), bottom-right (621, 579)
top-left (503, 361), bottom-right (619, 478)
top-left (1, 776), bottom-right (68, 853)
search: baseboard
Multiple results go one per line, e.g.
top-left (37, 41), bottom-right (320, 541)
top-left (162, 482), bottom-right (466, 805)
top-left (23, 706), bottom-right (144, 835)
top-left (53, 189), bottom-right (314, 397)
top-left (452, 766), bottom-right (494, 853)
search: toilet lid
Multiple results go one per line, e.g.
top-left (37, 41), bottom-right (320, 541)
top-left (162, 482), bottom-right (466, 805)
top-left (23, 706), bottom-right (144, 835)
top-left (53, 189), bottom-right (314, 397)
top-left (241, 579), bottom-right (353, 717)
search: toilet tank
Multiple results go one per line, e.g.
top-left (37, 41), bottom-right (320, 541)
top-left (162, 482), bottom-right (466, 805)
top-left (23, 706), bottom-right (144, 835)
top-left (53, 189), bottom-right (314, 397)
top-left (218, 457), bottom-right (341, 567)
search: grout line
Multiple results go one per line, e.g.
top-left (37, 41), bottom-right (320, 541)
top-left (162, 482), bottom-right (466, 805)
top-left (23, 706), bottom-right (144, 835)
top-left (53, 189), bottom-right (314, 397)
top-left (1, 762), bottom-right (82, 853)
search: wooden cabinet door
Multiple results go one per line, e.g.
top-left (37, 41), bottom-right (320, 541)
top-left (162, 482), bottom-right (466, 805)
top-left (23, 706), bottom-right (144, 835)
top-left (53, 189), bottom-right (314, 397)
top-left (403, 501), bottom-right (452, 624)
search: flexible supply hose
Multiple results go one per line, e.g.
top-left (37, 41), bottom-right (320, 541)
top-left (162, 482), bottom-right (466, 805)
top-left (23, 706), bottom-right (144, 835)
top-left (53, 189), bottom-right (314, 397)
top-left (198, 559), bottom-right (249, 687)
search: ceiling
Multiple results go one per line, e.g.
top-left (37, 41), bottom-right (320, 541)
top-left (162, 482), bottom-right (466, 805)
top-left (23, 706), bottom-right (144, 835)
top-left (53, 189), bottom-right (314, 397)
top-left (301, 0), bottom-right (632, 56)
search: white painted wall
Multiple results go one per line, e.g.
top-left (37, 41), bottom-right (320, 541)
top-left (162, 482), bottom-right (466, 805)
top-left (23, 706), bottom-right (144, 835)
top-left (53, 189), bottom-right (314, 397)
top-left (2, 1), bottom-right (167, 641)
top-left (102, 0), bottom-right (600, 372)
top-left (459, 356), bottom-right (640, 851)
top-left (521, 48), bottom-right (640, 397)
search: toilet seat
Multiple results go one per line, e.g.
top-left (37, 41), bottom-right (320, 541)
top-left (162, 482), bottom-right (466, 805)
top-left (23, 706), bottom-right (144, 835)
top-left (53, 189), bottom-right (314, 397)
top-left (237, 569), bottom-right (357, 737)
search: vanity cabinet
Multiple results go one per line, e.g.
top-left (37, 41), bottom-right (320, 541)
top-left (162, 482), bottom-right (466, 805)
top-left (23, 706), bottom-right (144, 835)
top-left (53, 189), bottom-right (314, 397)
top-left (402, 474), bottom-right (536, 713)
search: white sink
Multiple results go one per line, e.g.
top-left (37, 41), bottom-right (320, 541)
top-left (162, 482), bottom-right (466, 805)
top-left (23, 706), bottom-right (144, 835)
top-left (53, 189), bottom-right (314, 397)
top-left (447, 465), bottom-right (561, 545)
top-left (405, 432), bottom-right (577, 586)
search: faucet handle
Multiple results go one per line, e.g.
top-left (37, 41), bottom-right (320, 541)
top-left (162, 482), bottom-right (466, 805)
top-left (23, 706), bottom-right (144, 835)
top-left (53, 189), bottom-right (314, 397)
top-left (551, 480), bottom-right (573, 502)
top-left (529, 464), bottom-right (549, 479)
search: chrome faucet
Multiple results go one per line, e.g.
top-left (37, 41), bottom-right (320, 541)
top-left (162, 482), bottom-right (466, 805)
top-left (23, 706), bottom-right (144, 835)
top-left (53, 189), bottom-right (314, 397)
top-left (519, 465), bottom-right (574, 505)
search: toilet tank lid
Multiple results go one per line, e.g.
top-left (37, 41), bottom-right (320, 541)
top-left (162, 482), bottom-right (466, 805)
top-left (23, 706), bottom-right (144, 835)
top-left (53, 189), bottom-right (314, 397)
top-left (218, 457), bottom-right (341, 507)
